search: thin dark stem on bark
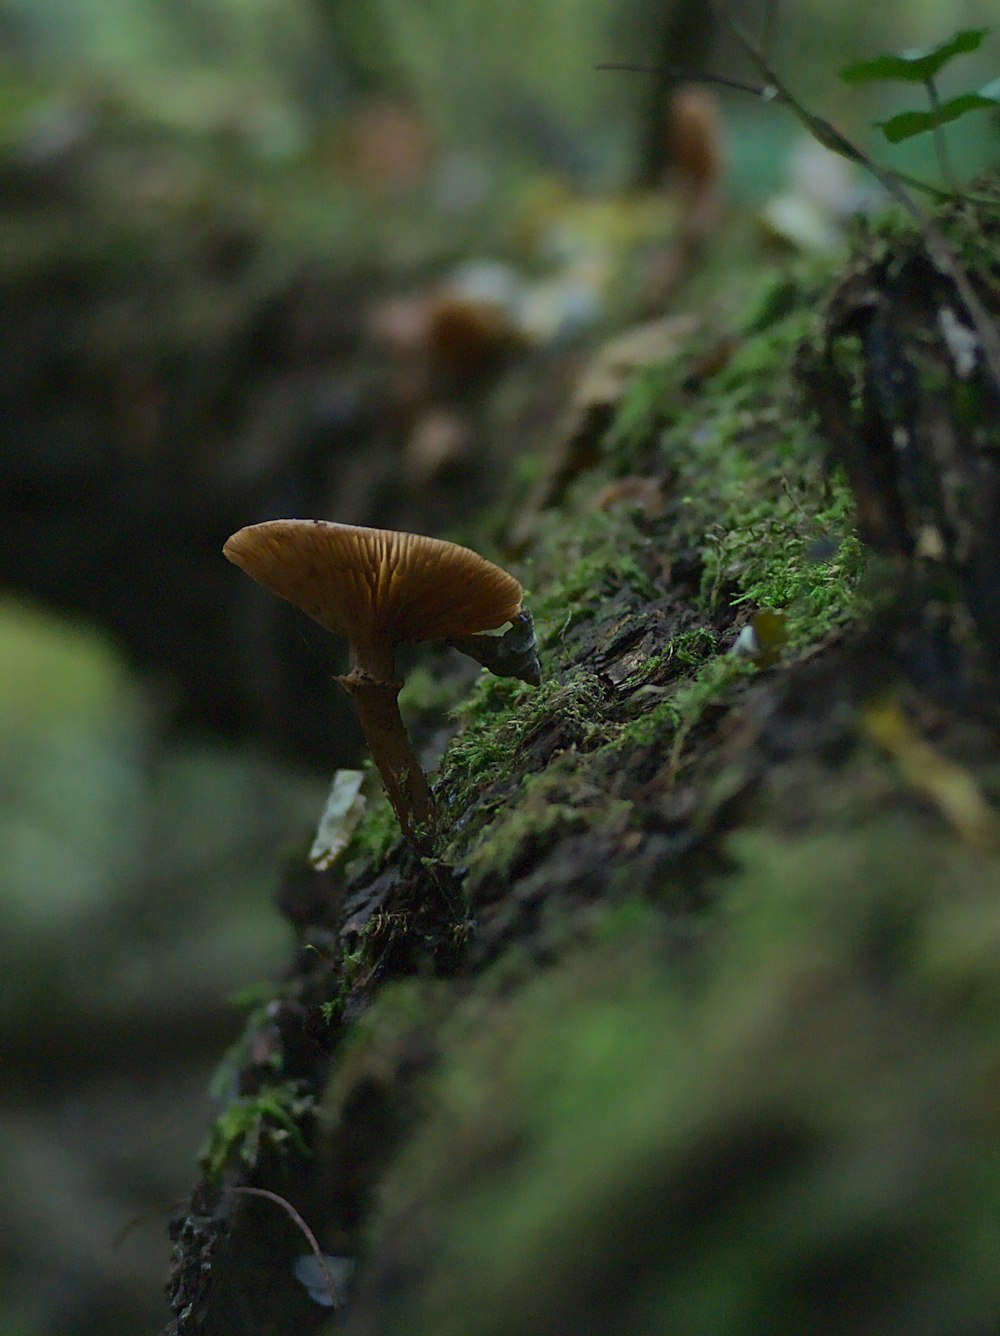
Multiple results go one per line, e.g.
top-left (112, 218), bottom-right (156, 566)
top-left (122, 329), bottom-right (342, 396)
top-left (228, 1186), bottom-right (340, 1309)
top-left (597, 61), bottom-right (762, 99)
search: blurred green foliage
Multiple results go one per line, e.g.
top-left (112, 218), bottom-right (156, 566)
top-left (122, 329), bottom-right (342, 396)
top-left (348, 811), bottom-right (1000, 1335)
top-left (0, 597), bottom-right (323, 1335)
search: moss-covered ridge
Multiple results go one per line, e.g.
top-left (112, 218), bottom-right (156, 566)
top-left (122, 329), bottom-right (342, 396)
top-left (195, 245), bottom-right (869, 1227)
top-left (320, 206), bottom-right (1000, 1333)
top-left (176, 198), bottom-right (1000, 1335)
top-left (418, 260), bottom-right (868, 896)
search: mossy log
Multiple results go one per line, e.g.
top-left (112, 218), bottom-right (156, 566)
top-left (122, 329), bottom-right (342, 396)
top-left (165, 197), bottom-right (1000, 1336)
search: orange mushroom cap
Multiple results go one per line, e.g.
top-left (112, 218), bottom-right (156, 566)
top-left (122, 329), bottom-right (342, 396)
top-left (223, 519), bottom-right (523, 648)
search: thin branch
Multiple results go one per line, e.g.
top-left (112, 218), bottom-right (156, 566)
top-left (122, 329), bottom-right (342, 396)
top-left (926, 76), bottom-right (960, 195)
top-left (707, 0), bottom-right (1000, 398)
top-left (595, 61), bottom-right (762, 98)
top-left (599, 8), bottom-right (1000, 390)
top-left (596, 62), bottom-right (970, 205)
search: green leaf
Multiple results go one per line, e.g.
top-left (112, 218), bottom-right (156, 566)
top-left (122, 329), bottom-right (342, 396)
top-left (841, 27), bottom-right (990, 85)
top-left (877, 81), bottom-right (1000, 143)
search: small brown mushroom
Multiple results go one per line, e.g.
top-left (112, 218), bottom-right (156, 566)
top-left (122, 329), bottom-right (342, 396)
top-left (223, 519), bottom-right (524, 852)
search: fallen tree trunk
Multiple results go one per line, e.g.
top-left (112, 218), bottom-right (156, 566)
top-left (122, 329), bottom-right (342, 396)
top-left (165, 197), bottom-right (1000, 1336)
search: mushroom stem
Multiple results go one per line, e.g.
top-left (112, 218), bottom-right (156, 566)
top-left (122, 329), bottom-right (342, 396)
top-left (336, 668), bottom-right (436, 854)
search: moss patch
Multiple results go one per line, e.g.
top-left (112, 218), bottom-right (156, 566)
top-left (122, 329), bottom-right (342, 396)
top-left (344, 798), bottom-right (1000, 1336)
top-left (432, 281), bottom-right (864, 884)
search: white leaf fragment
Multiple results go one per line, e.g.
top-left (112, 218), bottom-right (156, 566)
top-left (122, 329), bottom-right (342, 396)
top-left (293, 1253), bottom-right (356, 1307)
top-left (731, 624), bottom-right (759, 658)
top-left (308, 769), bottom-right (366, 870)
top-left (938, 305), bottom-right (978, 379)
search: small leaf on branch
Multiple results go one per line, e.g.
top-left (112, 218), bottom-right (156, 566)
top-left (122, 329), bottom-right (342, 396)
top-left (840, 28), bottom-right (990, 85)
top-left (877, 81), bottom-right (1000, 143)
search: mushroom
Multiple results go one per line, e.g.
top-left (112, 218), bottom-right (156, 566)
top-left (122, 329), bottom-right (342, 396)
top-left (223, 519), bottom-right (525, 852)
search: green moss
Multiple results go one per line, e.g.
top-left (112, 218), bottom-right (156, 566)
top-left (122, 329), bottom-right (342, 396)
top-left (526, 510), bottom-right (665, 636)
top-left (440, 671), bottom-right (612, 818)
top-left (658, 298), bottom-right (863, 643)
top-left (525, 266), bottom-right (871, 679)
top-left (443, 676), bottom-right (534, 787)
top-left (348, 802), bottom-right (1000, 1335)
top-left (341, 778), bottom-right (404, 877)
top-left (201, 1082), bottom-right (315, 1181)
top-left (299, 197), bottom-right (1000, 1335)
top-left (336, 261), bottom-right (871, 918)
top-left (431, 269), bottom-right (868, 869)
top-left (302, 246), bottom-right (878, 1007)
top-left (667, 626), bottom-right (719, 666)
top-left (604, 360), bottom-right (679, 461)
top-left (623, 656), bottom-right (749, 750)
top-left (459, 760), bottom-right (631, 898)
top-left (207, 988), bottom-right (280, 1106)
top-left (200, 984), bottom-right (323, 1180)
top-left (301, 183), bottom-right (1000, 1336)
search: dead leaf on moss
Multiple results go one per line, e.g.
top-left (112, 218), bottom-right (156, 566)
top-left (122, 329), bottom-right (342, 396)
top-left (309, 770), bottom-right (367, 871)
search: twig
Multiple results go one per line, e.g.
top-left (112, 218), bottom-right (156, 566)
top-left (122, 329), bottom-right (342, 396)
top-left (600, 10), bottom-right (1000, 392)
top-left (113, 1197), bottom-right (187, 1248)
top-left (926, 76), bottom-right (960, 196)
top-left (596, 61), bottom-right (762, 99)
top-left (229, 1185), bottom-right (339, 1309)
top-left (596, 63), bottom-right (969, 204)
